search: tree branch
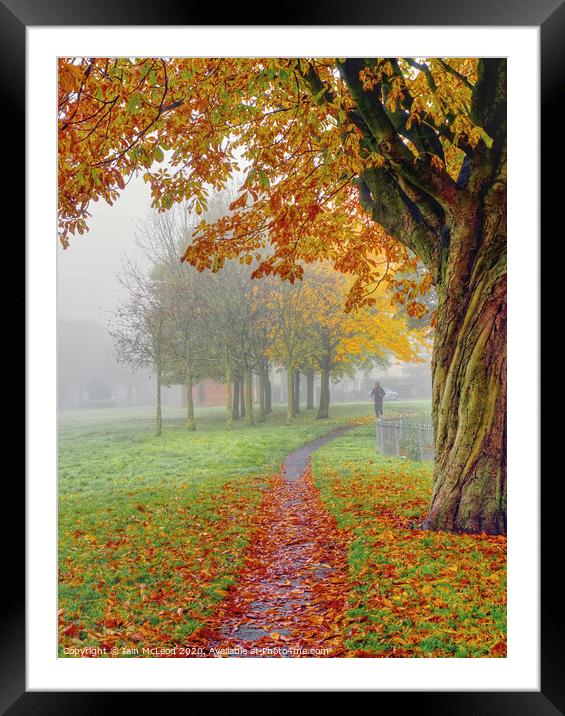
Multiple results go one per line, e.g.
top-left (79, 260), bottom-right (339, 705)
top-left (437, 59), bottom-right (474, 91)
top-left (338, 59), bottom-right (457, 205)
top-left (471, 59), bottom-right (506, 141)
top-left (357, 168), bottom-right (440, 280)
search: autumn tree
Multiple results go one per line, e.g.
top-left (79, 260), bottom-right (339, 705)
top-left (58, 57), bottom-right (507, 534)
top-left (267, 278), bottom-right (312, 424)
top-left (304, 264), bottom-right (420, 419)
top-left (196, 258), bottom-right (275, 429)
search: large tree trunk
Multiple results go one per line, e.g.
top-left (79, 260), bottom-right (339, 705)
top-left (337, 57), bottom-right (507, 535)
top-left (232, 376), bottom-right (240, 420)
top-left (155, 369), bottom-right (162, 437)
top-left (186, 370), bottom-right (196, 431)
top-left (423, 187), bottom-right (507, 535)
top-left (306, 370), bottom-right (315, 409)
top-left (244, 369), bottom-right (254, 426)
top-left (317, 365), bottom-right (330, 420)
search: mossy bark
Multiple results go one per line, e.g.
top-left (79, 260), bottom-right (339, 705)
top-left (424, 185), bottom-right (507, 535)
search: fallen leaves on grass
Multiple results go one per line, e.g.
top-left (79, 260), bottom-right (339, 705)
top-left (58, 476), bottom-right (266, 655)
top-left (315, 457), bottom-right (507, 658)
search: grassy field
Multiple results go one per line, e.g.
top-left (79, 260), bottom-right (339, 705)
top-left (312, 419), bottom-right (507, 658)
top-left (59, 398), bottom-right (505, 658)
top-left (58, 401), bottom-right (375, 655)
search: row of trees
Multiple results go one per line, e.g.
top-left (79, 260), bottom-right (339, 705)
top-left (109, 202), bottom-right (422, 435)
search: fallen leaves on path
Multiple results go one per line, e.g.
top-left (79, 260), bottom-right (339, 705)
top-left (190, 467), bottom-right (350, 657)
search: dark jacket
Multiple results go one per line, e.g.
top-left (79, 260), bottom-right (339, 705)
top-left (370, 386), bottom-right (385, 403)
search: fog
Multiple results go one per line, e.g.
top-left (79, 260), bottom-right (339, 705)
top-left (58, 175), bottom-right (152, 322)
top-left (57, 176), bottom-right (431, 412)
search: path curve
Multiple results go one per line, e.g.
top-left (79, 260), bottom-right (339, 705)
top-left (200, 424), bottom-right (356, 658)
top-left (282, 425), bottom-right (356, 480)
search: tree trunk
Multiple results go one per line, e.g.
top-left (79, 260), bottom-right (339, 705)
top-left (155, 370), bottom-right (162, 436)
top-left (306, 370), bottom-right (315, 409)
top-left (317, 365), bottom-right (330, 419)
top-left (423, 190), bottom-right (507, 535)
top-left (281, 368), bottom-right (287, 404)
top-left (286, 366), bottom-right (294, 424)
top-left (239, 378), bottom-right (245, 418)
top-left (226, 363), bottom-right (233, 431)
top-left (258, 367), bottom-right (266, 422)
top-left (186, 370), bottom-right (196, 431)
top-left (232, 377), bottom-right (240, 420)
top-left (264, 363), bottom-right (272, 413)
top-left (293, 369), bottom-right (301, 415)
top-left (244, 369), bottom-right (254, 426)
top-left (336, 57), bottom-right (507, 535)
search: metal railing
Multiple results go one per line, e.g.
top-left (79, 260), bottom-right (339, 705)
top-left (376, 417), bottom-right (435, 462)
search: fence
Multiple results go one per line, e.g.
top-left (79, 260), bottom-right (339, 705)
top-left (376, 417), bottom-right (435, 462)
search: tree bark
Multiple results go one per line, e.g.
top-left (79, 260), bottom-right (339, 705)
top-left (155, 369), bottom-right (162, 436)
top-left (186, 370), bottom-right (196, 431)
top-left (423, 189), bottom-right (507, 535)
top-left (293, 369), bottom-right (301, 415)
top-left (244, 369), bottom-right (254, 426)
top-left (232, 377), bottom-right (240, 420)
top-left (317, 365), bottom-right (330, 419)
top-left (306, 370), bottom-right (315, 409)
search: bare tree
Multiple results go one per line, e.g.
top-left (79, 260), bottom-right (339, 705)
top-left (109, 258), bottom-right (174, 436)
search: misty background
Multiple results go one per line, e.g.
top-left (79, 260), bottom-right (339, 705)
top-left (57, 176), bottom-right (431, 411)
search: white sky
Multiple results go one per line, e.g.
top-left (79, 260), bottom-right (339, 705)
top-left (57, 174), bottom-right (153, 322)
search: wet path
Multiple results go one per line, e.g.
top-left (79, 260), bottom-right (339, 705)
top-left (201, 425), bottom-right (354, 657)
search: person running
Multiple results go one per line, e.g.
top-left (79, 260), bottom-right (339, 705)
top-left (369, 381), bottom-right (386, 419)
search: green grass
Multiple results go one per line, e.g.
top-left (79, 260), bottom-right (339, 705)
top-left (311, 416), bottom-right (507, 658)
top-left (59, 402), bottom-right (376, 497)
top-left (58, 400), bottom-right (377, 655)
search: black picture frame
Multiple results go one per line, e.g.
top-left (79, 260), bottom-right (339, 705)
top-left (8, 0), bottom-right (557, 709)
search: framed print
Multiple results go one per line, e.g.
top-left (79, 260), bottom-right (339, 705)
top-left (7, 0), bottom-right (558, 709)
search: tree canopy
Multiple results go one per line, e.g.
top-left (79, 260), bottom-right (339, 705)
top-left (58, 57), bottom-right (501, 316)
